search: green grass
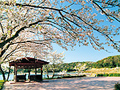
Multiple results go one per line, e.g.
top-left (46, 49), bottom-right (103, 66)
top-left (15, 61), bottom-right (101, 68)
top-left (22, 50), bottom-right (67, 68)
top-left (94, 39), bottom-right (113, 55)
top-left (0, 80), bottom-right (5, 90)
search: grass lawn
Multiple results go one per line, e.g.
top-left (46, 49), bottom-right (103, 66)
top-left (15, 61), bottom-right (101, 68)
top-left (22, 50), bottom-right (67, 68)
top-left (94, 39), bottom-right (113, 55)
top-left (84, 67), bottom-right (120, 77)
top-left (85, 67), bottom-right (120, 74)
top-left (0, 80), bottom-right (5, 90)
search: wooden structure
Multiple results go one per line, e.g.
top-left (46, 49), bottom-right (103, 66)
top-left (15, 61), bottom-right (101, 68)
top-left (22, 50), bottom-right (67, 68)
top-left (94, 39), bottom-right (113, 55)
top-left (9, 57), bottom-right (49, 82)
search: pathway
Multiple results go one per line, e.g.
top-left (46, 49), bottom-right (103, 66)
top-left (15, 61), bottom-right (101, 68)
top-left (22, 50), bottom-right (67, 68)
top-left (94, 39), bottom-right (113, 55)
top-left (3, 77), bottom-right (120, 90)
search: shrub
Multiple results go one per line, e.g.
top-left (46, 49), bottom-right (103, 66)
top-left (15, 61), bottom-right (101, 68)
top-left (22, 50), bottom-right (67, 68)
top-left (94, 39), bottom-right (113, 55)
top-left (103, 74), bottom-right (109, 76)
top-left (113, 73), bottom-right (120, 77)
top-left (114, 73), bottom-right (118, 76)
top-left (97, 73), bottom-right (120, 77)
top-left (0, 80), bottom-right (4, 83)
top-left (62, 74), bottom-right (86, 78)
top-left (0, 80), bottom-right (5, 90)
top-left (62, 76), bottom-right (72, 78)
top-left (109, 73), bottom-right (114, 76)
top-left (97, 74), bottom-right (104, 77)
top-left (114, 82), bottom-right (120, 90)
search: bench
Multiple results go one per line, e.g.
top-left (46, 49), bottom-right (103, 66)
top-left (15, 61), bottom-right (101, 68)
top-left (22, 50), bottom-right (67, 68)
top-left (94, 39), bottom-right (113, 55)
top-left (30, 75), bottom-right (42, 81)
top-left (17, 75), bottom-right (26, 82)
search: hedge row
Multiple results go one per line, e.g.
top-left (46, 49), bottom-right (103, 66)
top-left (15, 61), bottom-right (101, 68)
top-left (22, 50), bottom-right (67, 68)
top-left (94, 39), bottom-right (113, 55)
top-left (56, 74), bottom-right (86, 79)
top-left (97, 73), bottom-right (120, 77)
top-left (62, 75), bottom-right (86, 78)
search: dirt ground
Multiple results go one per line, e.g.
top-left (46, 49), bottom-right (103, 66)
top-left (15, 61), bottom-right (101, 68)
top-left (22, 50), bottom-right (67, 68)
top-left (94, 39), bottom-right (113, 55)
top-left (3, 77), bottom-right (120, 90)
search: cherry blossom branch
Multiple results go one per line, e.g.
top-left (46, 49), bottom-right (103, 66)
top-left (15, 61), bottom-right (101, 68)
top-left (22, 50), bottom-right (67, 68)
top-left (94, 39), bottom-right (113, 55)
top-left (46, 20), bottom-right (77, 39)
top-left (0, 19), bottom-right (47, 48)
top-left (2, 2), bottom-right (115, 35)
top-left (93, 0), bottom-right (120, 22)
top-left (11, 39), bottom-right (52, 45)
top-left (10, 25), bottom-right (19, 32)
top-left (2, 44), bottom-right (20, 62)
top-left (93, 0), bottom-right (120, 7)
top-left (59, 11), bottom-right (119, 50)
top-left (0, 1), bottom-right (119, 51)
top-left (0, 43), bottom-right (11, 57)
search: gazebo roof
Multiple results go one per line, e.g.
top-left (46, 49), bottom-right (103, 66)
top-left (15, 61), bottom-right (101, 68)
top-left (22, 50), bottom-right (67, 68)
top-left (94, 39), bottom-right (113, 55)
top-left (9, 57), bottom-right (49, 69)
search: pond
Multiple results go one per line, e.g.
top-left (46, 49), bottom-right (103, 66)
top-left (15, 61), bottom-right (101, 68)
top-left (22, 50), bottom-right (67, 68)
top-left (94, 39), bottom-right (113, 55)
top-left (0, 73), bottom-right (51, 80)
top-left (0, 72), bottom-right (77, 80)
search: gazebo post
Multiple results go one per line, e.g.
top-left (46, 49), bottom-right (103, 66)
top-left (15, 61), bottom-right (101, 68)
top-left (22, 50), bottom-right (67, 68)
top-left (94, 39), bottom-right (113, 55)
top-left (35, 68), bottom-right (37, 75)
top-left (28, 69), bottom-right (31, 82)
top-left (41, 66), bottom-right (43, 81)
top-left (14, 64), bottom-right (17, 82)
top-left (35, 66), bottom-right (37, 80)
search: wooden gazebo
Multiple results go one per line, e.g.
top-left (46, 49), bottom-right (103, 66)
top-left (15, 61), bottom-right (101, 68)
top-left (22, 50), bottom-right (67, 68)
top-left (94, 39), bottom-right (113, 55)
top-left (9, 57), bottom-right (49, 82)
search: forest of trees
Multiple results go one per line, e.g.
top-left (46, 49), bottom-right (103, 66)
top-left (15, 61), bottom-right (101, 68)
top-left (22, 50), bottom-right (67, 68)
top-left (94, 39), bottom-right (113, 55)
top-left (43, 55), bottom-right (120, 71)
top-left (44, 62), bottom-right (89, 72)
top-left (91, 55), bottom-right (120, 68)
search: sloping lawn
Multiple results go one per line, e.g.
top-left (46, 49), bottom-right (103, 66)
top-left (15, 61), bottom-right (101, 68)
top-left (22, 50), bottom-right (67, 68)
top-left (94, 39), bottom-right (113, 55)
top-left (0, 80), bottom-right (5, 90)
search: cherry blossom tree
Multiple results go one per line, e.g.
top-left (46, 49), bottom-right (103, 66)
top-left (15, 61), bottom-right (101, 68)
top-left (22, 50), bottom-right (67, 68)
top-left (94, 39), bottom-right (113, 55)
top-left (0, 0), bottom-right (119, 54)
top-left (74, 63), bottom-right (87, 75)
top-left (49, 51), bottom-right (64, 78)
top-left (0, 0), bottom-right (120, 59)
top-left (0, 29), bottom-right (53, 80)
top-left (43, 51), bottom-right (64, 78)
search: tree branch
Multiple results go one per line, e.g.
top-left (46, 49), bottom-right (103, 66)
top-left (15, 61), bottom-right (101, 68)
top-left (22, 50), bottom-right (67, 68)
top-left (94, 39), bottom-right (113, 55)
top-left (11, 39), bottom-right (52, 45)
top-left (0, 22), bottom-right (4, 33)
top-left (0, 43), bottom-right (11, 57)
top-left (93, 0), bottom-right (120, 22)
top-left (1, 1), bottom-right (119, 51)
top-left (2, 44), bottom-right (20, 62)
top-left (93, 0), bottom-right (120, 7)
top-left (0, 19), bottom-right (47, 48)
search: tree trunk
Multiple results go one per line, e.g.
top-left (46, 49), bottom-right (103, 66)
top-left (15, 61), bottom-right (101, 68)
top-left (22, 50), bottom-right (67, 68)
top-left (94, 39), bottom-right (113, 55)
top-left (46, 69), bottom-right (49, 79)
top-left (51, 64), bottom-right (55, 78)
top-left (0, 64), bottom-right (6, 80)
top-left (52, 70), bottom-right (55, 78)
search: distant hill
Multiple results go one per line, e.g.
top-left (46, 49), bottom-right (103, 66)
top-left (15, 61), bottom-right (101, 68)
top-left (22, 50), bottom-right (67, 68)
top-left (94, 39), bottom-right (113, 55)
top-left (64, 55), bottom-right (120, 69)
top-left (46, 55), bottom-right (120, 72)
top-left (91, 55), bottom-right (120, 68)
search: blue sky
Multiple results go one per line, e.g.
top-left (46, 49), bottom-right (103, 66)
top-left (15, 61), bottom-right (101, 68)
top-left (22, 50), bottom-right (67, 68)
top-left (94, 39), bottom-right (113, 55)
top-left (52, 43), bottom-right (120, 63)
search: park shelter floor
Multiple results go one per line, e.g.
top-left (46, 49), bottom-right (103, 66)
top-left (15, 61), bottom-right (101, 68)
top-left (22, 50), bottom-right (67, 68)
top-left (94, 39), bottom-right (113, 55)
top-left (2, 77), bottom-right (120, 90)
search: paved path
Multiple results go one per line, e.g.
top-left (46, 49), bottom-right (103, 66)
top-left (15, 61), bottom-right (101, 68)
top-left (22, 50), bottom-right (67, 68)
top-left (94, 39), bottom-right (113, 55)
top-left (3, 77), bottom-right (120, 90)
